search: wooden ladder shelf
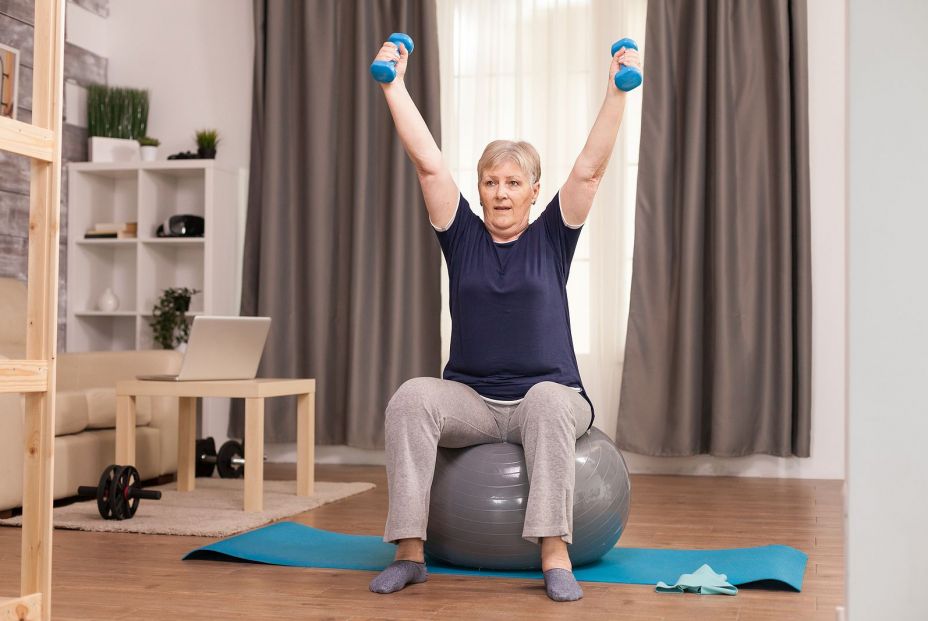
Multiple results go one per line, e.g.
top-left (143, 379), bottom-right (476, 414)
top-left (0, 0), bottom-right (67, 619)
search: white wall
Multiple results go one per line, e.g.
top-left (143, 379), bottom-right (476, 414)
top-left (847, 1), bottom-right (928, 618)
top-left (106, 0), bottom-right (253, 169)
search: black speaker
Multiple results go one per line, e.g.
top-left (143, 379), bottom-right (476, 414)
top-left (157, 214), bottom-right (204, 237)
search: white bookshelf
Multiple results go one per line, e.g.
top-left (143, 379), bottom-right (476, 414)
top-left (66, 160), bottom-right (241, 352)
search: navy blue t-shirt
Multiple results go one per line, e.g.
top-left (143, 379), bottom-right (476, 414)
top-left (434, 191), bottom-right (594, 426)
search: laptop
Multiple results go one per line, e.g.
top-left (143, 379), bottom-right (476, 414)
top-left (137, 316), bottom-right (271, 381)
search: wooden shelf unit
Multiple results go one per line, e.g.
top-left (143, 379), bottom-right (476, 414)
top-left (0, 0), bottom-right (66, 618)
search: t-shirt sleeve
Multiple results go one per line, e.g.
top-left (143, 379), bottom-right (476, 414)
top-left (434, 193), bottom-right (481, 264)
top-left (540, 191), bottom-right (584, 278)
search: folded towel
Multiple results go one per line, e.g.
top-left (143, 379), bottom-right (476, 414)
top-left (656, 564), bottom-right (738, 595)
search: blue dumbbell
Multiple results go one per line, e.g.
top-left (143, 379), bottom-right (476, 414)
top-left (370, 33), bottom-right (415, 83)
top-left (610, 38), bottom-right (642, 92)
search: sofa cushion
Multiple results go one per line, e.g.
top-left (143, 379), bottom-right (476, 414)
top-left (85, 387), bottom-right (153, 429)
top-left (56, 390), bottom-right (89, 436)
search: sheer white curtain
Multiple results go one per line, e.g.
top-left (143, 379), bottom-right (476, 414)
top-left (436, 0), bottom-right (646, 437)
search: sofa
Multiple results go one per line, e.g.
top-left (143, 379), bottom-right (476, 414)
top-left (0, 277), bottom-right (183, 512)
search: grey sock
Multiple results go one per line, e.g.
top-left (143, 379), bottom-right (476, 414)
top-left (369, 560), bottom-right (428, 594)
top-left (543, 568), bottom-right (583, 602)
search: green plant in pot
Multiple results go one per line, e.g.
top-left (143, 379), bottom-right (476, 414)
top-left (195, 129), bottom-right (220, 159)
top-left (87, 84), bottom-right (150, 139)
top-left (138, 136), bottom-right (160, 162)
top-left (149, 287), bottom-right (201, 349)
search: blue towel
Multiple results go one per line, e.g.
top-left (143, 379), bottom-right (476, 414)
top-left (656, 564), bottom-right (739, 595)
top-left (184, 522), bottom-right (808, 591)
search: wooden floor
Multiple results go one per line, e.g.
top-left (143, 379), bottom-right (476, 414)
top-left (0, 464), bottom-right (844, 620)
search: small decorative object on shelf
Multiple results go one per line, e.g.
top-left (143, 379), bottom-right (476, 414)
top-left (195, 128), bottom-right (220, 159)
top-left (149, 287), bottom-right (201, 349)
top-left (97, 287), bottom-right (120, 312)
top-left (156, 214), bottom-right (204, 238)
top-left (138, 136), bottom-right (160, 161)
top-left (84, 221), bottom-right (137, 239)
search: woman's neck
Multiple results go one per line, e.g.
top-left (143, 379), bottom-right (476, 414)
top-left (490, 225), bottom-right (528, 244)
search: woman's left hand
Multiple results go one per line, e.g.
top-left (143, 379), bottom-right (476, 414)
top-left (608, 47), bottom-right (642, 92)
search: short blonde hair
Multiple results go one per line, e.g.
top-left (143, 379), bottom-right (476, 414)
top-left (477, 140), bottom-right (541, 185)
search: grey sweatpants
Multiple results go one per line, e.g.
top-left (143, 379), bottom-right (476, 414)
top-left (383, 377), bottom-right (593, 545)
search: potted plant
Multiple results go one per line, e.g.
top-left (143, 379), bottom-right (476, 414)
top-left (87, 84), bottom-right (150, 162)
top-left (195, 129), bottom-right (220, 159)
top-left (138, 136), bottom-right (160, 161)
top-left (149, 287), bottom-right (200, 350)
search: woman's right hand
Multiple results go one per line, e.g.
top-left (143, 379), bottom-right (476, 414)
top-left (374, 40), bottom-right (409, 84)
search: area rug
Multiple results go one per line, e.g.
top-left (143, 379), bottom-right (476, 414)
top-left (0, 478), bottom-right (375, 537)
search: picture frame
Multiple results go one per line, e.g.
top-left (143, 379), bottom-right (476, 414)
top-left (0, 42), bottom-right (20, 120)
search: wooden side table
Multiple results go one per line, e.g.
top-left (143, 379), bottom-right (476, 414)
top-left (115, 378), bottom-right (315, 512)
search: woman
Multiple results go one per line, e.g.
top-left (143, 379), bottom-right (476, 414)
top-left (369, 38), bottom-right (641, 602)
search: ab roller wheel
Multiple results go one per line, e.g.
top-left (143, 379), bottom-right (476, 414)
top-left (77, 464), bottom-right (162, 521)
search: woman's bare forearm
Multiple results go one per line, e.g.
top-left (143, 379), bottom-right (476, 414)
top-left (572, 90), bottom-right (626, 182)
top-left (381, 82), bottom-right (446, 177)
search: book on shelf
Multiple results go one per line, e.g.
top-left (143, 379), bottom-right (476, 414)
top-left (91, 221), bottom-right (138, 233)
top-left (84, 230), bottom-right (137, 239)
top-left (85, 221), bottom-right (138, 239)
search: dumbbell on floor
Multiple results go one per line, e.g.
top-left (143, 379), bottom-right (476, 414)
top-left (196, 438), bottom-right (268, 479)
top-left (77, 464), bottom-right (161, 520)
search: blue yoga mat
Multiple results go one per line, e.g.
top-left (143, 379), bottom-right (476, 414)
top-left (184, 522), bottom-right (808, 591)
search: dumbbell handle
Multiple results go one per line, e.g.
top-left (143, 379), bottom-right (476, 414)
top-left (78, 486), bottom-right (161, 501)
top-left (231, 455), bottom-right (267, 464)
top-left (199, 453), bottom-right (268, 464)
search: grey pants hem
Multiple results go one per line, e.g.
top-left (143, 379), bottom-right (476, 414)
top-left (383, 530), bottom-right (428, 544)
top-left (522, 530), bottom-right (573, 545)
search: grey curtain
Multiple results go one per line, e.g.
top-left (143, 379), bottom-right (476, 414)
top-left (616, 0), bottom-right (811, 457)
top-left (230, 0), bottom-right (443, 449)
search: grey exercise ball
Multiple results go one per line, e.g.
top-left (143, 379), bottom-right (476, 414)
top-left (424, 427), bottom-right (631, 570)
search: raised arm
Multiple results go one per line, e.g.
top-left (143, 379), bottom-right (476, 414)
top-left (375, 41), bottom-right (459, 229)
top-left (560, 46), bottom-right (642, 226)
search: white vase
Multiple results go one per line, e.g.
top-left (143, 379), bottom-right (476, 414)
top-left (176, 341), bottom-right (188, 354)
top-left (97, 287), bottom-right (119, 312)
top-left (140, 145), bottom-right (158, 161)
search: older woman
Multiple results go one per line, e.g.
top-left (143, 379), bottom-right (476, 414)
top-left (369, 39), bottom-right (641, 602)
